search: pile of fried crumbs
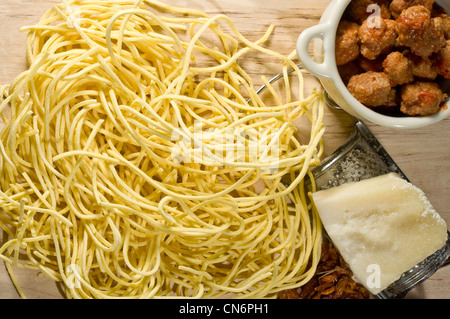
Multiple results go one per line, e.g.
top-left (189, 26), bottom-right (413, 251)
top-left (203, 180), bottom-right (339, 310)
top-left (279, 239), bottom-right (370, 299)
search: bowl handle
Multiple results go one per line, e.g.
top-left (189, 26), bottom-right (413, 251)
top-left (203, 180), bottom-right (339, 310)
top-left (297, 22), bottom-right (335, 79)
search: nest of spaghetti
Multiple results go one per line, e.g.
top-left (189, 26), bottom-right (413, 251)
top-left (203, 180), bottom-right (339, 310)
top-left (0, 0), bottom-right (325, 298)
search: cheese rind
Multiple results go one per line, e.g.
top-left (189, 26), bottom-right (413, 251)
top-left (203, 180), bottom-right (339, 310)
top-left (312, 173), bottom-right (448, 295)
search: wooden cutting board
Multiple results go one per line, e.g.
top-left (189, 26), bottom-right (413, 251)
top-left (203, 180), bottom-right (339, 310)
top-left (0, 0), bottom-right (449, 299)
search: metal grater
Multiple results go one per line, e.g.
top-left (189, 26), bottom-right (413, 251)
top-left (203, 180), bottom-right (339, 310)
top-left (311, 118), bottom-right (450, 299)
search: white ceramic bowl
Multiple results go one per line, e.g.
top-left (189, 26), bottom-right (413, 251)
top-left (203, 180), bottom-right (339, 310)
top-left (297, 0), bottom-right (450, 129)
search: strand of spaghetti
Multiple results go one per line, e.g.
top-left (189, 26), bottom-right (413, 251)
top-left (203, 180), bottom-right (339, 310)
top-left (105, 8), bottom-right (185, 73)
top-left (0, 191), bottom-right (72, 226)
top-left (188, 23), bottom-right (276, 75)
top-left (207, 14), bottom-right (304, 85)
top-left (43, 47), bottom-right (100, 140)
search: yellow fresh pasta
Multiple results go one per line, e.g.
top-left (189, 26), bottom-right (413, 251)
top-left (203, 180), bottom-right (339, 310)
top-left (0, 0), bottom-right (325, 298)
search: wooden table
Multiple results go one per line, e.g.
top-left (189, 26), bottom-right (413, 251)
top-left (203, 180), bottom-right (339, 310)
top-left (0, 0), bottom-right (449, 299)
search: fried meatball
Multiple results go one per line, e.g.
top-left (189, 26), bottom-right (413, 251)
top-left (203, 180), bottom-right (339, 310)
top-left (359, 18), bottom-right (397, 60)
top-left (400, 82), bottom-right (446, 115)
top-left (405, 52), bottom-right (438, 80)
top-left (435, 40), bottom-right (450, 78)
top-left (338, 61), bottom-right (363, 84)
top-left (335, 20), bottom-right (360, 66)
top-left (396, 5), bottom-right (446, 58)
top-left (345, 0), bottom-right (391, 24)
top-left (382, 51), bottom-right (414, 85)
top-left (433, 15), bottom-right (450, 40)
top-left (347, 71), bottom-right (398, 107)
top-left (389, 0), bottom-right (435, 19)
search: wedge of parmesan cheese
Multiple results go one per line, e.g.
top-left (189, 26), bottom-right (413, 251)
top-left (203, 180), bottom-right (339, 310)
top-left (311, 173), bottom-right (448, 295)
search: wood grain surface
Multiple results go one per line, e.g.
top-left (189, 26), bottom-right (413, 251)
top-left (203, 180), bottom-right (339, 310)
top-left (0, 0), bottom-right (449, 299)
